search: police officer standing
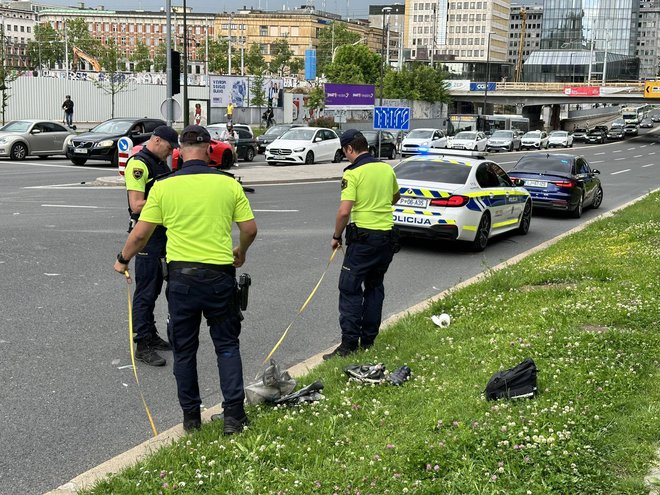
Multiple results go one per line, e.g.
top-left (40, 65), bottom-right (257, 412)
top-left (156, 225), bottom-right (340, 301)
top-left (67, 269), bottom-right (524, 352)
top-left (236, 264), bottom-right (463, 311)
top-left (124, 126), bottom-right (180, 366)
top-left (114, 125), bottom-right (257, 434)
top-left (324, 129), bottom-right (400, 360)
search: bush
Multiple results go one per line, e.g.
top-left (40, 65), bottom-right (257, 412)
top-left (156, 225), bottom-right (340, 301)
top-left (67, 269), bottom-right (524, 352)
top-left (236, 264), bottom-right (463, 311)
top-left (308, 116), bottom-right (336, 128)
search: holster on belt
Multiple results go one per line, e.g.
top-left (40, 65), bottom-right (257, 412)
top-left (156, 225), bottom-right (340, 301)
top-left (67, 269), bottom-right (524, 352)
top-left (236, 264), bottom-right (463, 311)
top-left (345, 223), bottom-right (358, 245)
top-left (127, 209), bottom-right (139, 233)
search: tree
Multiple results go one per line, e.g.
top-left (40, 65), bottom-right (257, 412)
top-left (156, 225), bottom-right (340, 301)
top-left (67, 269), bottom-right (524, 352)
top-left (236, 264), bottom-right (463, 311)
top-left (26, 23), bottom-right (64, 71)
top-left (316, 23), bottom-right (361, 76)
top-left (0, 26), bottom-right (18, 124)
top-left (93, 38), bottom-right (131, 119)
top-left (307, 84), bottom-right (325, 116)
top-left (268, 39), bottom-right (298, 76)
top-left (250, 71), bottom-right (267, 128)
top-left (383, 64), bottom-right (451, 104)
top-left (63, 17), bottom-right (102, 69)
top-left (325, 44), bottom-right (381, 85)
top-left (130, 41), bottom-right (151, 72)
top-left (244, 43), bottom-right (266, 75)
top-left (288, 57), bottom-right (304, 77)
top-left (153, 43), bottom-right (167, 72)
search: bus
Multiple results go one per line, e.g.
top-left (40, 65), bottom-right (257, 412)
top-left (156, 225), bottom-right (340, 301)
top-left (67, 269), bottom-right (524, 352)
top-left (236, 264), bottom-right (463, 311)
top-left (622, 105), bottom-right (652, 125)
top-left (447, 114), bottom-right (530, 135)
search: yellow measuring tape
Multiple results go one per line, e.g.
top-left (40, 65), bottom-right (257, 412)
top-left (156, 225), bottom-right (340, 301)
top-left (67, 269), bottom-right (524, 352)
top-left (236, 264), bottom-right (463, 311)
top-left (262, 246), bottom-right (341, 365)
top-left (124, 270), bottom-right (159, 437)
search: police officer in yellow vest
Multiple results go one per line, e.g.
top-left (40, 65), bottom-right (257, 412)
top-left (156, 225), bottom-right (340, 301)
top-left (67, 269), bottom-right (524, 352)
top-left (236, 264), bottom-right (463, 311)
top-left (114, 125), bottom-right (257, 434)
top-left (324, 129), bottom-right (400, 360)
top-left (124, 126), bottom-right (180, 367)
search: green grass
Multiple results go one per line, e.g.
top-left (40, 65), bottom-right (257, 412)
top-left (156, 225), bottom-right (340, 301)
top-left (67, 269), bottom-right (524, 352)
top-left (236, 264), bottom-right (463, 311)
top-left (84, 193), bottom-right (660, 495)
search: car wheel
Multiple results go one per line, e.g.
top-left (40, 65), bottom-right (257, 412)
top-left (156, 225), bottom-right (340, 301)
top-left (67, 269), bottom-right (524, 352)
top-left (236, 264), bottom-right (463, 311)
top-left (570, 193), bottom-right (584, 218)
top-left (38, 155), bottom-right (49, 159)
top-left (508, 144), bottom-right (513, 152)
top-left (111, 149), bottom-right (119, 168)
top-left (369, 146), bottom-right (377, 157)
top-left (245, 147), bottom-right (255, 162)
top-left (70, 157), bottom-right (87, 166)
top-left (470, 213), bottom-right (491, 252)
top-left (591, 186), bottom-right (603, 209)
top-left (10, 142), bottom-right (28, 161)
top-left (304, 150), bottom-right (314, 165)
top-left (222, 150), bottom-right (234, 169)
top-left (332, 149), bottom-right (343, 163)
top-left (517, 200), bottom-right (532, 235)
top-left (388, 146), bottom-right (396, 160)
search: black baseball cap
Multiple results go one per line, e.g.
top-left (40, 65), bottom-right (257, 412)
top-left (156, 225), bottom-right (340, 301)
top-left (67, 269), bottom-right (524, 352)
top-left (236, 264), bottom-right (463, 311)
top-left (340, 129), bottom-right (364, 148)
top-left (180, 125), bottom-right (211, 144)
top-left (153, 125), bottom-right (180, 148)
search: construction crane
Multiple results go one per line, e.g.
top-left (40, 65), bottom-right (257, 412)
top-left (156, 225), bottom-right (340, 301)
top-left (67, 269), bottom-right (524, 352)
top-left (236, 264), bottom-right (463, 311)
top-left (514, 7), bottom-right (527, 82)
top-left (72, 46), bottom-right (102, 72)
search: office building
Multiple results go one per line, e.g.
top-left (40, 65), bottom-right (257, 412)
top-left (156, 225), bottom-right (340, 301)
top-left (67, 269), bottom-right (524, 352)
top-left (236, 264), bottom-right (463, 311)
top-left (508, 5), bottom-right (542, 74)
top-left (638, 0), bottom-right (660, 79)
top-left (0, 1), bottom-right (37, 68)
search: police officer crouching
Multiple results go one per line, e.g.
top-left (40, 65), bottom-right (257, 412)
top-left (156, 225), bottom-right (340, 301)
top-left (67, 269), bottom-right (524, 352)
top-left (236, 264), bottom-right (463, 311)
top-left (324, 129), bottom-right (400, 360)
top-left (114, 125), bottom-right (258, 434)
top-left (124, 125), bottom-right (180, 366)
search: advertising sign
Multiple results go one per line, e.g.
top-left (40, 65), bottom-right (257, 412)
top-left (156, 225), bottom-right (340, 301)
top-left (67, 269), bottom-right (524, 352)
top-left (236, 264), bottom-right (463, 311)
top-left (644, 81), bottom-right (660, 99)
top-left (325, 83), bottom-right (375, 109)
top-left (210, 76), bottom-right (249, 108)
top-left (563, 86), bottom-right (601, 97)
top-left (444, 80), bottom-right (471, 92)
top-left (373, 106), bottom-right (410, 130)
top-left (470, 82), bottom-right (496, 92)
top-left (305, 49), bottom-right (317, 81)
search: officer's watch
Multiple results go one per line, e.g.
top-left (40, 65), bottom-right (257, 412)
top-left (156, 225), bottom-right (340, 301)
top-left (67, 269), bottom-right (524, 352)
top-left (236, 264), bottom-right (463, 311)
top-left (117, 252), bottom-right (131, 264)
top-left (332, 234), bottom-right (342, 241)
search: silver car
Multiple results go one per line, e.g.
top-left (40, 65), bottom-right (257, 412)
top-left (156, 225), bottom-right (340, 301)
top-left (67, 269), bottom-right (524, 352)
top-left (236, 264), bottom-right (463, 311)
top-left (0, 120), bottom-right (74, 160)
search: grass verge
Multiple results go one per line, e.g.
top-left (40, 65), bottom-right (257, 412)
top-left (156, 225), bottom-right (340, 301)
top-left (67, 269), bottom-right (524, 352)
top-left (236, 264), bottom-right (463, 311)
top-left (84, 193), bottom-right (660, 495)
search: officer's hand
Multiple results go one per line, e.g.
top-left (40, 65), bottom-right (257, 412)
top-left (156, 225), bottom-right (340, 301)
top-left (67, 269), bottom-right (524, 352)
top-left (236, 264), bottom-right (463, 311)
top-left (233, 247), bottom-right (246, 267)
top-left (114, 262), bottom-right (132, 282)
top-left (331, 239), bottom-right (341, 250)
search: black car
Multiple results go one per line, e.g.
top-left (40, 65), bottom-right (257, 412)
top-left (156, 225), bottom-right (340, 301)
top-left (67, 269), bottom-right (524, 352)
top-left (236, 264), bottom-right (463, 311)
top-left (361, 130), bottom-right (398, 159)
top-left (585, 128), bottom-right (607, 144)
top-left (623, 124), bottom-right (639, 136)
top-left (652, 114), bottom-right (660, 123)
top-left (571, 127), bottom-right (589, 142)
top-left (67, 117), bottom-right (165, 166)
top-left (607, 126), bottom-right (625, 140)
top-left (507, 153), bottom-right (603, 218)
top-left (235, 127), bottom-right (258, 162)
top-left (256, 124), bottom-right (302, 153)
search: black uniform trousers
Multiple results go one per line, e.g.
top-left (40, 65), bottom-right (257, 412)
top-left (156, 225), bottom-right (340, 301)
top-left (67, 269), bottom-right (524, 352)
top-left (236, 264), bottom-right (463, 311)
top-left (338, 230), bottom-right (395, 348)
top-left (166, 264), bottom-right (244, 414)
top-left (132, 226), bottom-right (167, 343)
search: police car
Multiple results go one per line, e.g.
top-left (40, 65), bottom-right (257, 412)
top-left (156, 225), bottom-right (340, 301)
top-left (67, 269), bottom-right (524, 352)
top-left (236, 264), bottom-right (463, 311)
top-left (392, 149), bottom-right (532, 251)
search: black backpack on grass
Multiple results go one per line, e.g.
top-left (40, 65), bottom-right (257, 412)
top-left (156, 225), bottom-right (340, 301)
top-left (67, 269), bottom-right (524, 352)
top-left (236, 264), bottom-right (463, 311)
top-left (485, 358), bottom-right (538, 401)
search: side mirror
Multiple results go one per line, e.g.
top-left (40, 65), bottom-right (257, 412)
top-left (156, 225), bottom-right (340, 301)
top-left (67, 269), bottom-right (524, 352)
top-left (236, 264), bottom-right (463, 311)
top-left (511, 178), bottom-right (525, 187)
top-left (31, 128), bottom-right (42, 134)
top-left (314, 136), bottom-right (322, 142)
top-left (592, 169), bottom-right (601, 175)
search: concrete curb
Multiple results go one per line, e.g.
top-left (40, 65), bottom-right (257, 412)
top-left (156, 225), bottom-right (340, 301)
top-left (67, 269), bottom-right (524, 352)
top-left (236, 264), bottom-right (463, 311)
top-left (44, 188), bottom-right (660, 495)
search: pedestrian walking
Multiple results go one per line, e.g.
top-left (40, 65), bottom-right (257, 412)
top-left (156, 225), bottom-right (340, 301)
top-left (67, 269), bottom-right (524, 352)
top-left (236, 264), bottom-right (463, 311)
top-left (220, 123), bottom-right (239, 166)
top-left (324, 129), bottom-right (401, 360)
top-left (123, 125), bottom-right (180, 366)
top-left (114, 125), bottom-right (258, 435)
top-left (227, 102), bottom-right (234, 125)
top-left (62, 95), bottom-right (74, 128)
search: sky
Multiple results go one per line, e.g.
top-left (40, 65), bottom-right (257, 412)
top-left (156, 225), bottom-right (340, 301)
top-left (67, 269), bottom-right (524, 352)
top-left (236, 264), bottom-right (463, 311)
top-left (37, 0), bottom-right (375, 18)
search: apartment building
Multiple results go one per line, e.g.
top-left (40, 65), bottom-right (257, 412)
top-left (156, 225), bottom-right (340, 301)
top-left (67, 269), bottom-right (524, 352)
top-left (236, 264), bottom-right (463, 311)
top-left (638, 0), bottom-right (660, 78)
top-left (0, 1), bottom-right (37, 68)
top-left (507, 5), bottom-right (542, 68)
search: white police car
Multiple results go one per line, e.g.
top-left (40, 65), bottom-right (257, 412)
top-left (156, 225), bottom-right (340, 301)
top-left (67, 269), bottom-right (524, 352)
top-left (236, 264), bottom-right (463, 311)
top-left (392, 150), bottom-right (532, 251)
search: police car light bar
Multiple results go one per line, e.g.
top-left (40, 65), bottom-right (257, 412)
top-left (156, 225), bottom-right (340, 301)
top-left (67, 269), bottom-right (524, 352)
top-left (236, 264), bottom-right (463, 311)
top-left (419, 148), bottom-right (489, 159)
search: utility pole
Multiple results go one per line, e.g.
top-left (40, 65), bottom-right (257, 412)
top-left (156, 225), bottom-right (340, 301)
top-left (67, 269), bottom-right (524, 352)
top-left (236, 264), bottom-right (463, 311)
top-left (431, 3), bottom-right (437, 68)
top-left (183, 0), bottom-right (189, 125)
top-left (379, 6), bottom-right (392, 159)
top-left (166, 0), bottom-right (174, 127)
top-left (228, 14), bottom-right (232, 75)
top-left (205, 18), bottom-right (209, 76)
top-left (587, 30), bottom-right (594, 84)
top-left (514, 7), bottom-right (526, 82)
top-left (601, 32), bottom-right (609, 86)
top-left (64, 19), bottom-right (68, 79)
top-left (483, 32), bottom-right (492, 119)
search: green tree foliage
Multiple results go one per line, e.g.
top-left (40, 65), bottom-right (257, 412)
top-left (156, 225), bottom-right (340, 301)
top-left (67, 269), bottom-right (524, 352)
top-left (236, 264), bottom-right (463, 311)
top-left (383, 64), bottom-right (452, 103)
top-left (268, 38), bottom-right (300, 76)
top-left (198, 37), bottom-right (240, 74)
top-left (325, 44), bottom-right (381, 85)
top-left (244, 43), bottom-right (266, 75)
top-left (316, 23), bottom-right (361, 76)
top-left (250, 72), bottom-right (267, 128)
top-left (63, 18), bottom-right (102, 67)
top-left (307, 85), bottom-right (325, 115)
top-left (130, 41), bottom-right (151, 72)
top-left (26, 23), bottom-right (64, 70)
top-left (153, 43), bottom-right (167, 72)
top-left (94, 38), bottom-right (131, 118)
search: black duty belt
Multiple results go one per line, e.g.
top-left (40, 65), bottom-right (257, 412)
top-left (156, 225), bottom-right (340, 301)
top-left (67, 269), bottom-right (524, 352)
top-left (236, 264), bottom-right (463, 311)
top-left (168, 261), bottom-right (235, 276)
top-left (355, 227), bottom-right (392, 235)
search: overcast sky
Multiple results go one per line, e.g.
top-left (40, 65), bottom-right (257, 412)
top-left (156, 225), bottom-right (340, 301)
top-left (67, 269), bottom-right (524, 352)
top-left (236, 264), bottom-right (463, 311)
top-left (37, 0), bottom-right (375, 17)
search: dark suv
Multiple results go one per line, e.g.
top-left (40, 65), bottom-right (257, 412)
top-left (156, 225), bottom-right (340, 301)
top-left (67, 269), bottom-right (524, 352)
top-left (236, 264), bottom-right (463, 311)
top-left (585, 128), bottom-right (607, 144)
top-left (67, 117), bottom-right (166, 166)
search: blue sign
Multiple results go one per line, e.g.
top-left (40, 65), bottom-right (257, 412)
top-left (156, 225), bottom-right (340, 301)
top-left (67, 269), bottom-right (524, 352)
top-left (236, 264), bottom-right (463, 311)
top-left (305, 49), bottom-right (316, 81)
top-left (373, 106), bottom-right (410, 130)
top-left (470, 82), bottom-right (496, 92)
top-left (117, 137), bottom-right (131, 153)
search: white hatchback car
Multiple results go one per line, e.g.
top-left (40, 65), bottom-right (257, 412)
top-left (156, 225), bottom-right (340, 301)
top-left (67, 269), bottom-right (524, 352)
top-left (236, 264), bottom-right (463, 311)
top-left (265, 127), bottom-right (343, 165)
top-left (520, 131), bottom-right (549, 150)
top-left (447, 131), bottom-right (488, 151)
top-left (400, 128), bottom-right (447, 157)
top-left (547, 130), bottom-right (574, 148)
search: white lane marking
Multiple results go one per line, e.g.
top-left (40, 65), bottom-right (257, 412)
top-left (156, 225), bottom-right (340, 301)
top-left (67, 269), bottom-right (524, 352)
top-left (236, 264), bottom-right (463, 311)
top-left (634, 155), bottom-right (643, 158)
top-left (641, 145), bottom-right (648, 148)
top-left (252, 209), bottom-right (299, 213)
top-left (44, 273), bottom-right (61, 276)
top-left (26, 184), bottom-right (124, 190)
top-left (611, 169), bottom-right (631, 175)
top-left (627, 147), bottom-right (636, 150)
top-left (42, 204), bottom-right (99, 209)
top-left (593, 152), bottom-right (605, 155)
top-left (612, 150), bottom-right (622, 153)
top-left (642, 163), bottom-right (655, 168)
top-left (498, 160), bottom-right (516, 164)
top-left (254, 180), bottom-right (342, 187)
top-left (614, 157), bottom-right (626, 161)
top-left (649, 152), bottom-right (656, 155)
top-left (10, 162), bottom-right (111, 170)
top-left (590, 160), bottom-right (604, 164)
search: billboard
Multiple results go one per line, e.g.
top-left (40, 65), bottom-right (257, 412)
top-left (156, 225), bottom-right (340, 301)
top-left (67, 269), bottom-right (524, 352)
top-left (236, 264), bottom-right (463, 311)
top-left (470, 82), bottom-right (496, 92)
top-left (563, 86), bottom-right (601, 97)
top-left (325, 83), bottom-right (375, 109)
top-left (210, 76), bottom-right (249, 107)
top-left (305, 49), bottom-right (317, 81)
top-left (444, 80), bottom-right (471, 91)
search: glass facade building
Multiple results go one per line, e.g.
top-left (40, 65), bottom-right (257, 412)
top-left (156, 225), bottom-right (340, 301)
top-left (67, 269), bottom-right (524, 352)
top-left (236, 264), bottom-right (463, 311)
top-left (523, 0), bottom-right (640, 81)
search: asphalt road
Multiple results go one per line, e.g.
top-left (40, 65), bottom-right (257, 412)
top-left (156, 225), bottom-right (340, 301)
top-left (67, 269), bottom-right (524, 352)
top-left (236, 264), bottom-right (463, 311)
top-left (0, 127), bottom-right (659, 495)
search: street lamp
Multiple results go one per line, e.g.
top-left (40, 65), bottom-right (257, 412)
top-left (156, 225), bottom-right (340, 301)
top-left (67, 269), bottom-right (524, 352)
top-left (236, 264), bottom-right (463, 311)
top-left (483, 32), bottom-right (492, 118)
top-left (332, 37), bottom-right (365, 62)
top-left (379, 6), bottom-right (392, 159)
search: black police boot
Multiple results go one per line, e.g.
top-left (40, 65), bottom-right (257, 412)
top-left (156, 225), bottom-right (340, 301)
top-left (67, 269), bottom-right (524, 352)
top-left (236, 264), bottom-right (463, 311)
top-left (322, 342), bottom-right (358, 361)
top-left (222, 404), bottom-right (249, 436)
top-left (183, 409), bottom-right (201, 433)
top-left (135, 341), bottom-right (166, 367)
top-left (149, 333), bottom-right (172, 351)
top-left (388, 365), bottom-right (412, 386)
top-left (360, 338), bottom-right (375, 350)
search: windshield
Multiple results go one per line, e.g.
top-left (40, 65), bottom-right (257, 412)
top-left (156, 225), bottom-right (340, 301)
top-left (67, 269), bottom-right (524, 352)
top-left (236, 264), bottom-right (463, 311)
top-left (361, 131), bottom-right (378, 140)
top-left (455, 132), bottom-right (476, 140)
top-left (395, 159), bottom-right (471, 184)
top-left (573, 128), bottom-right (587, 133)
top-left (0, 121), bottom-right (32, 132)
top-left (91, 120), bottom-right (134, 134)
top-left (550, 131), bottom-right (567, 137)
top-left (264, 125), bottom-right (289, 136)
top-left (523, 131), bottom-right (541, 138)
top-left (406, 129), bottom-right (434, 139)
top-left (280, 129), bottom-right (315, 141)
top-left (512, 156), bottom-right (573, 173)
top-left (490, 131), bottom-right (513, 138)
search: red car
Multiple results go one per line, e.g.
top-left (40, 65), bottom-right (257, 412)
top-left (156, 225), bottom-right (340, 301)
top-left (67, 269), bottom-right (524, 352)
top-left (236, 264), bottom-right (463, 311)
top-left (130, 139), bottom-right (234, 170)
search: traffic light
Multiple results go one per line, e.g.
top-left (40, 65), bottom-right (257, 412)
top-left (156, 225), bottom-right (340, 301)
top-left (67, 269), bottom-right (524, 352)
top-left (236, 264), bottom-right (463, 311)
top-left (171, 50), bottom-right (181, 95)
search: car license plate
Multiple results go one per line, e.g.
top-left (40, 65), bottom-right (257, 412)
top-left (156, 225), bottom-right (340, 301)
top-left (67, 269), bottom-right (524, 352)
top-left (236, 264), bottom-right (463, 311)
top-left (524, 180), bottom-right (547, 188)
top-left (397, 197), bottom-right (429, 208)
top-left (73, 148), bottom-right (88, 154)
